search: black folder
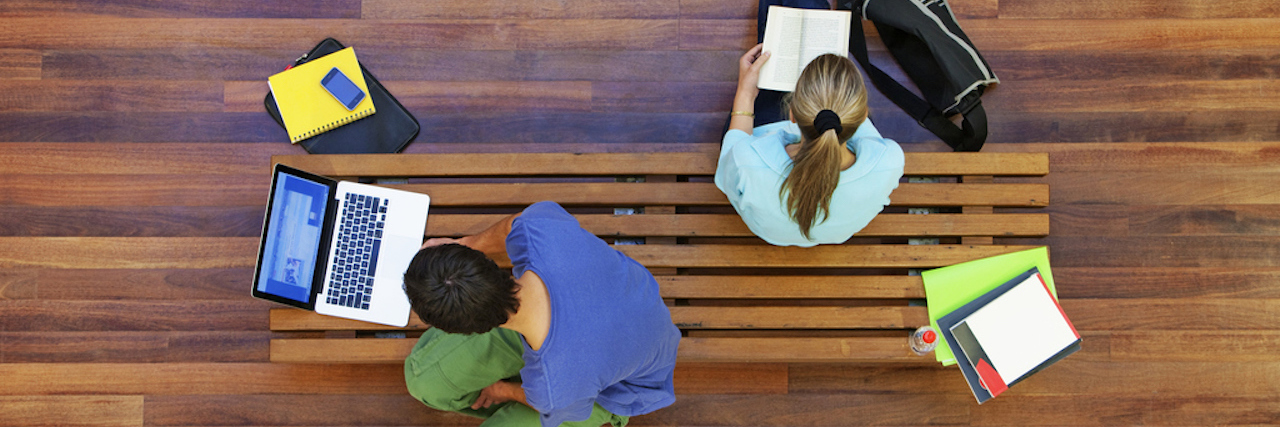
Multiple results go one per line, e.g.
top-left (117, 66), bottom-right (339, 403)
top-left (264, 38), bottom-right (419, 154)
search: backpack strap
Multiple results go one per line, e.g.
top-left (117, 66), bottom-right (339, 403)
top-left (847, 16), bottom-right (987, 151)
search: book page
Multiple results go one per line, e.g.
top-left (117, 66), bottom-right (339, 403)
top-left (758, 6), bottom-right (805, 92)
top-left (963, 273), bottom-right (1079, 383)
top-left (797, 10), bottom-right (851, 73)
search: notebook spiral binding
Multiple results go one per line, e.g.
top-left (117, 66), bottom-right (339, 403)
top-left (292, 107), bottom-right (376, 143)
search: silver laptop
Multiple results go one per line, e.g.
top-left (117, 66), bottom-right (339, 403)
top-left (252, 164), bottom-right (429, 327)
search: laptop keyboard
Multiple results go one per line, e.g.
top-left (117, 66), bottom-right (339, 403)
top-left (325, 193), bottom-right (389, 310)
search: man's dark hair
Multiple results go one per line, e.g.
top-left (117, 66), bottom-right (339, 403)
top-left (403, 243), bottom-right (520, 335)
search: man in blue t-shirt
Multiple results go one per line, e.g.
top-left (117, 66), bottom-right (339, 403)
top-left (402, 201), bottom-right (681, 427)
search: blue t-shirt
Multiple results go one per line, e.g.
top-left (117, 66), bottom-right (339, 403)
top-left (714, 119), bottom-right (905, 247)
top-left (507, 201), bottom-right (681, 427)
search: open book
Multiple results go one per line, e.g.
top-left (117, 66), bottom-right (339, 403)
top-left (757, 6), bottom-right (852, 92)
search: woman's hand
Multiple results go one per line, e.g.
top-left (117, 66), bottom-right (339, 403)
top-left (737, 43), bottom-right (770, 99)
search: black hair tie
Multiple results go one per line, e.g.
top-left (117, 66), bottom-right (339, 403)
top-left (814, 109), bottom-right (843, 135)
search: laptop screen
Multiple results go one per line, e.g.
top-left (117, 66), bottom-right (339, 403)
top-left (255, 170), bottom-right (332, 304)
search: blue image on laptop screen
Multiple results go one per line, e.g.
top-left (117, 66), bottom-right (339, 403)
top-left (256, 172), bottom-right (329, 303)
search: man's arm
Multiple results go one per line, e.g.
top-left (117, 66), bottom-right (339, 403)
top-left (469, 380), bottom-right (530, 411)
top-left (423, 213), bottom-right (519, 258)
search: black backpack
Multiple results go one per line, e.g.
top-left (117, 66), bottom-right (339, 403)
top-left (841, 0), bottom-right (999, 151)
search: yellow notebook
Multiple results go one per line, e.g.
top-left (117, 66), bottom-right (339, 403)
top-left (268, 47), bottom-right (376, 143)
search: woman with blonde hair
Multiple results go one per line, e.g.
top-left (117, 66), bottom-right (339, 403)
top-left (715, 47), bottom-right (905, 247)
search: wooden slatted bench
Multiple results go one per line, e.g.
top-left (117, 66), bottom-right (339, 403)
top-left (268, 145), bottom-right (1049, 364)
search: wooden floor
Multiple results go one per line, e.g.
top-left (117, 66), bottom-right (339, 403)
top-left (1, 0), bottom-right (1278, 425)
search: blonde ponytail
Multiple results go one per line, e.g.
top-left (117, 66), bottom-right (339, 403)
top-left (779, 54), bottom-right (869, 240)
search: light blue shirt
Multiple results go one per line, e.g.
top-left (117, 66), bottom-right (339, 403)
top-left (715, 119), bottom-right (905, 247)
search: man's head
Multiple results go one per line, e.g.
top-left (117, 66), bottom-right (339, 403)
top-left (402, 243), bottom-right (520, 335)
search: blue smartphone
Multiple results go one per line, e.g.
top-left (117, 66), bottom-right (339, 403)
top-left (320, 67), bottom-right (366, 111)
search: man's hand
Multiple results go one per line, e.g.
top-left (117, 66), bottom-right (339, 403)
top-left (470, 380), bottom-right (522, 410)
top-left (421, 237), bottom-right (460, 249)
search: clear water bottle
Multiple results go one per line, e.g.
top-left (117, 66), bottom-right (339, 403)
top-left (910, 326), bottom-right (939, 355)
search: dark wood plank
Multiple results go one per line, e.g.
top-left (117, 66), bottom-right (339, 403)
top-left (0, 0), bottom-right (362, 18)
top-left (591, 81), bottom-right (736, 113)
top-left (1054, 267), bottom-right (1280, 299)
top-left (1110, 331), bottom-right (1280, 362)
top-left (0, 175), bottom-right (266, 206)
top-left (1062, 299), bottom-right (1280, 331)
top-left (985, 111), bottom-right (1280, 143)
top-left (678, 0), bottom-right (998, 18)
top-left (1004, 360), bottom-right (1280, 396)
top-left (1020, 142), bottom-right (1280, 173)
top-left (361, 0), bottom-right (679, 19)
top-left (0, 143), bottom-right (291, 175)
top-left (673, 363), bottom-right (788, 395)
top-left (678, 18), bottom-right (755, 50)
top-left (0, 206), bottom-right (262, 237)
top-left (0, 269), bottom-right (37, 300)
top-left (0, 363), bottom-right (410, 395)
top-left (629, 394), bottom-right (971, 426)
top-left (1033, 236), bottom-right (1280, 268)
top-left (1, 300), bottom-right (270, 331)
top-left (1000, 0), bottom-right (1280, 19)
top-left (658, 275), bottom-right (926, 299)
top-left (0, 237), bottom-right (257, 269)
top-left (0, 80), bottom-right (223, 112)
top-left (986, 50), bottom-right (1280, 82)
top-left (143, 394), bottom-right (478, 426)
top-left (0, 331), bottom-right (267, 363)
top-left (514, 19), bottom-right (680, 50)
top-left (970, 395), bottom-right (1280, 426)
top-left (0, 112), bottom-right (284, 143)
top-left (987, 79), bottom-right (1280, 113)
top-left (29, 268), bottom-right (250, 300)
top-left (0, 49), bottom-right (40, 79)
top-left (0, 396), bottom-right (142, 427)
top-left (43, 48), bottom-right (742, 82)
top-left (0, 18), bottom-right (519, 50)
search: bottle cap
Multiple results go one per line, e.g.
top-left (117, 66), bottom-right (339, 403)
top-left (923, 330), bottom-right (936, 344)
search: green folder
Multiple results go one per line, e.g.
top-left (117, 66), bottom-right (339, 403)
top-left (922, 247), bottom-right (1056, 366)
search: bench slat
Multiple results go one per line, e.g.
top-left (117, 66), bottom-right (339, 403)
top-left (428, 213), bottom-right (1049, 237)
top-left (617, 244), bottom-right (1041, 268)
top-left (393, 182), bottom-right (1049, 207)
top-left (671, 306), bottom-right (929, 329)
top-left (271, 304), bottom-right (928, 332)
top-left (658, 276), bottom-right (924, 299)
top-left (269, 337), bottom-right (932, 363)
top-left (272, 151), bottom-right (1048, 177)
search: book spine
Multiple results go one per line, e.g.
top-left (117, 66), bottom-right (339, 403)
top-left (291, 107), bottom-right (376, 143)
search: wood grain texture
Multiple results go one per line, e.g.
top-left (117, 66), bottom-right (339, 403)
top-left (0, 49), bottom-right (40, 79)
top-left (0, 175), bottom-right (267, 206)
top-left (1000, 0), bottom-right (1280, 19)
top-left (0, 80), bottom-right (223, 112)
top-left (1053, 267), bottom-right (1280, 299)
top-left (2, 300), bottom-right (270, 331)
top-left (0, 237), bottom-right (257, 269)
top-left (361, 0), bottom-right (680, 19)
top-left (27, 268), bottom-right (250, 300)
top-left (0, 143), bottom-right (292, 174)
top-left (629, 394), bottom-right (971, 426)
top-left (142, 394), bottom-right (475, 426)
top-left (0, 206), bottom-right (262, 237)
top-left (0, 0), bottom-right (362, 18)
top-left (0, 396), bottom-right (142, 427)
top-left (970, 395), bottom-right (1280, 426)
top-left (0, 363), bottom-right (410, 395)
